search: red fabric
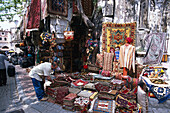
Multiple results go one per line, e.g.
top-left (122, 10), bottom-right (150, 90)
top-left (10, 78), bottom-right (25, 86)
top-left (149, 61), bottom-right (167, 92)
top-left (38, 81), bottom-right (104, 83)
top-left (27, 0), bottom-right (41, 29)
top-left (99, 70), bottom-right (111, 77)
top-left (72, 79), bottom-right (88, 87)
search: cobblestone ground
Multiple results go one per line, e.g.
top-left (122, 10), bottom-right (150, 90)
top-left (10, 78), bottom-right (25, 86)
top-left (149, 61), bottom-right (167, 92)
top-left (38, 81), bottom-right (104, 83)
top-left (0, 70), bottom-right (24, 113)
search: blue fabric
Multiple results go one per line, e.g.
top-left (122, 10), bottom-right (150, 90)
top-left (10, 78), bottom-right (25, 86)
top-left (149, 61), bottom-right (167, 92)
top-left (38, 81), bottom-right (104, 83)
top-left (31, 78), bottom-right (45, 100)
top-left (143, 78), bottom-right (170, 103)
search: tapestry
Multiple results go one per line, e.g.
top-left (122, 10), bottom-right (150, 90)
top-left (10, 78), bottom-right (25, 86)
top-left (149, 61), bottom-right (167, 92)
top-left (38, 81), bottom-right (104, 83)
top-left (115, 94), bottom-right (137, 110)
top-left (81, 0), bottom-right (93, 16)
top-left (93, 99), bottom-right (115, 113)
top-left (143, 77), bottom-right (170, 103)
top-left (102, 22), bottom-right (136, 53)
top-left (47, 0), bottom-right (68, 17)
top-left (143, 33), bottom-right (166, 65)
top-left (27, 0), bottom-right (41, 29)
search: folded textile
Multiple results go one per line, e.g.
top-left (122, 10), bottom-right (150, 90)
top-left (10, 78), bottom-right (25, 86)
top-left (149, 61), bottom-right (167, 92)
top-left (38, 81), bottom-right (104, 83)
top-left (74, 97), bottom-right (90, 109)
top-left (77, 90), bottom-right (95, 98)
top-left (142, 76), bottom-right (170, 103)
top-left (68, 87), bottom-right (81, 94)
top-left (72, 79), bottom-right (89, 88)
top-left (92, 99), bottom-right (115, 113)
top-left (63, 93), bottom-right (77, 106)
top-left (84, 83), bottom-right (96, 90)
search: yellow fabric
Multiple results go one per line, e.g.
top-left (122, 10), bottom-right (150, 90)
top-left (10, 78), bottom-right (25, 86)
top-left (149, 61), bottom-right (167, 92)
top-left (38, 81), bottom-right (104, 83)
top-left (90, 92), bottom-right (98, 99)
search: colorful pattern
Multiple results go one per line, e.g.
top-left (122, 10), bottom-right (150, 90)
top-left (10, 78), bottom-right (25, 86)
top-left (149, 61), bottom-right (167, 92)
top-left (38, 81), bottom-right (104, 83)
top-left (103, 52), bottom-right (114, 71)
top-left (72, 79), bottom-right (88, 87)
top-left (102, 22), bottom-right (136, 52)
top-left (143, 33), bottom-right (166, 65)
top-left (99, 70), bottom-right (112, 77)
top-left (47, 0), bottom-right (68, 16)
top-left (93, 99), bottom-right (114, 113)
top-left (27, 0), bottom-right (41, 29)
top-left (95, 53), bottom-right (103, 68)
top-left (95, 82), bottom-right (110, 92)
top-left (143, 78), bottom-right (170, 103)
top-left (116, 94), bottom-right (137, 110)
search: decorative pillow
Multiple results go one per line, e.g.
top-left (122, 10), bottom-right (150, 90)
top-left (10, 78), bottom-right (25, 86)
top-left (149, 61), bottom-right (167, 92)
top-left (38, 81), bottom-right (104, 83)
top-left (95, 82), bottom-right (110, 92)
top-left (113, 61), bottom-right (119, 72)
top-left (84, 83), bottom-right (96, 90)
top-left (99, 70), bottom-right (111, 77)
top-left (93, 99), bottom-right (115, 113)
top-left (115, 94), bottom-right (137, 110)
top-left (96, 53), bottom-right (104, 68)
top-left (103, 52), bottom-right (114, 71)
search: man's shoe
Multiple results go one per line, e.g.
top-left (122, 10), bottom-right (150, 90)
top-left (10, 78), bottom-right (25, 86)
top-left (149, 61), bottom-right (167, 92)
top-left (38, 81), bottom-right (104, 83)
top-left (40, 97), bottom-right (48, 101)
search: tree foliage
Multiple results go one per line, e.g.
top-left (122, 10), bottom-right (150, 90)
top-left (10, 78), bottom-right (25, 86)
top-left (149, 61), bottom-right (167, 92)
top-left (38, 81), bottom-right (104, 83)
top-left (0, 0), bottom-right (28, 22)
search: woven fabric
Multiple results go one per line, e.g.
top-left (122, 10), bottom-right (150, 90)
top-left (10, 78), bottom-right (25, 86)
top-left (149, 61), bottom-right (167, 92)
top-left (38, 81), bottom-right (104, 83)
top-left (27, 0), bottom-right (41, 29)
top-left (47, 0), bottom-right (68, 16)
top-left (103, 52), bottom-right (114, 71)
top-left (115, 94), bottom-right (137, 110)
top-left (95, 53), bottom-right (103, 68)
top-left (56, 87), bottom-right (69, 104)
top-left (99, 70), bottom-right (112, 77)
top-left (81, 0), bottom-right (93, 16)
top-left (143, 33), bottom-right (166, 65)
top-left (102, 22), bottom-right (136, 53)
top-left (95, 82), bottom-right (110, 92)
top-left (93, 99), bottom-right (115, 113)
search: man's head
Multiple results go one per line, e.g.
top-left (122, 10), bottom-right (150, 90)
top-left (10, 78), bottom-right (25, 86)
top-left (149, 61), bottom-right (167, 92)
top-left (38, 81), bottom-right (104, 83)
top-left (126, 37), bottom-right (133, 44)
top-left (51, 61), bottom-right (58, 70)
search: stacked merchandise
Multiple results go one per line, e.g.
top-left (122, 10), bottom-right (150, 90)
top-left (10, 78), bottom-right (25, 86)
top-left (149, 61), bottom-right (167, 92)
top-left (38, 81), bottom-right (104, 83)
top-left (63, 93), bottom-right (77, 111)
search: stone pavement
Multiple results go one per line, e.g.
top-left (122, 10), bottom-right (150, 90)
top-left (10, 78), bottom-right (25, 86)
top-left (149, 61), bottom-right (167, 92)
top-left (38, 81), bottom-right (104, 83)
top-left (15, 65), bottom-right (76, 113)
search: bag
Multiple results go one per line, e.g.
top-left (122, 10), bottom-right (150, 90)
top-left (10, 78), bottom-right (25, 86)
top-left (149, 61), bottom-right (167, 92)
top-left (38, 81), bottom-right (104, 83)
top-left (8, 65), bottom-right (15, 77)
top-left (64, 23), bottom-right (74, 41)
top-left (64, 31), bottom-right (74, 41)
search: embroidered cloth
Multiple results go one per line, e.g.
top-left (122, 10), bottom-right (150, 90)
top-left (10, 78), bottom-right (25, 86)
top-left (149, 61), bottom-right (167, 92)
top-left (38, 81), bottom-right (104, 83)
top-left (47, 0), bottom-right (68, 16)
top-left (143, 33), bottom-right (166, 65)
top-left (102, 22), bottom-right (136, 53)
top-left (93, 99), bottom-right (115, 113)
top-left (142, 76), bottom-right (170, 103)
top-left (27, 0), bottom-right (41, 29)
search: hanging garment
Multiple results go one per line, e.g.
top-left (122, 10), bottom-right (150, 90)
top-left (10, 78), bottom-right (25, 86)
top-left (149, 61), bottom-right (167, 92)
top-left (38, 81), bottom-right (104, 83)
top-left (119, 44), bottom-right (135, 73)
top-left (143, 33), bottom-right (166, 65)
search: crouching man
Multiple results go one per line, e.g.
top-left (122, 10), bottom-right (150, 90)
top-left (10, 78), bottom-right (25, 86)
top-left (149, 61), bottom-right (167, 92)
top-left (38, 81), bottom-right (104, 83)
top-left (29, 61), bottom-right (58, 101)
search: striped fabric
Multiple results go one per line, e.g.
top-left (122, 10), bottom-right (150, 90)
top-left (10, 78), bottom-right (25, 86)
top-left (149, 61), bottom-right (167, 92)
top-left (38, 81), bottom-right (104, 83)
top-left (103, 52), bottom-right (114, 71)
top-left (119, 44), bottom-right (135, 73)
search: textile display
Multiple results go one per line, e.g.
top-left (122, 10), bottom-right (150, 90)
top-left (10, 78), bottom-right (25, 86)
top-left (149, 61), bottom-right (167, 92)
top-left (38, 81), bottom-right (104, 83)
top-left (81, 0), bottom-right (93, 16)
top-left (142, 76), bottom-right (170, 103)
top-left (115, 93), bottom-right (137, 110)
top-left (56, 86), bottom-right (69, 104)
top-left (95, 53), bottom-right (103, 68)
top-left (92, 99), bottom-right (115, 113)
top-left (103, 52), bottom-right (114, 71)
top-left (94, 74), bottom-right (113, 82)
top-left (72, 79), bottom-right (89, 88)
top-left (102, 22), bottom-right (136, 53)
top-left (143, 33), bottom-right (166, 65)
top-left (74, 97), bottom-right (90, 110)
top-left (27, 0), bottom-right (41, 29)
top-left (95, 82), bottom-right (110, 92)
top-left (99, 70), bottom-right (112, 77)
top-left (98, 91), bottom-right (117, 100)
top-left (68, 87), bottom-right (81, 94)
top-left (119, 44), bottom-right (135, 73)
top-left (41, 0), bottom-right (48, 20)
top-left (77, 90), bottom-right (95, 98)
top-left (47, 0), bottom-right (68, 17)
top-left (63, 93), bottom-right (77, 106)
top-left (84, 83), bottom-right (96, 90)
